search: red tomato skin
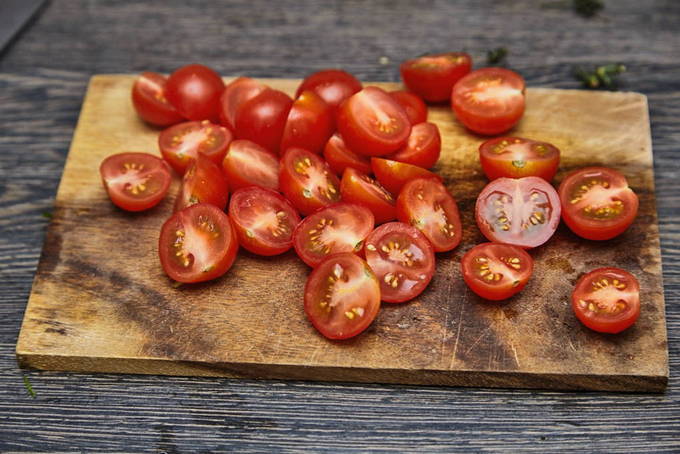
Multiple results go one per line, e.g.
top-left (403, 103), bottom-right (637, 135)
top-left (158, 203), bottom-right (239, 283)
top-left (572, 267), bottom-right (640, 333)
top-left (235, 88), bottom-right (293, 154)
top-left (174, 154), bottom-right (229, 211)
top-left (400, 53), bottom-right (472, 103)
top-left (280, 90), bottom-right (335, 154)
top-left (558, 167), bottom-right (639, 241)
top-left (218, 77), bottom-right (267, 131)
top-left (222, 140), bottom-right (280, 192)
top-left (131, 72), bottom-right (184, 126)
top-left (165, 64), bottom-right (225, 122)
top-left (364, 222), bottom-right (435, 303)
top-left (323, 134), bottom-right (372, 176)
top-left (158, 120), bottom-right (233, 175)
top-left (100, 152), bottom-right (172, 212)
top-left (296, 69), bottom-right (362, 110)
top-left (228, 187), bottom-right (300, 256)
top-left (396, 177), bottom-right (462, 252)
top-left (451, 67), bottom-right (526, 135)
top-left (340, 168), bottom-right (397, 224)
top-left (279, 148), bottom-right (341, 216)
top-left (304, 253), bottom-right (380, 340)
top-left (475, 176), bottom-right (561, 249)
top-left (461, 243), bottom-right (533, 301)
top-left (371, 157), bottom-right (441, 195)
top-left (479, 136), bottom-right (560, 181)
top-left (293, 203), bottom-right (375, 268)
top-left (389, 90), bottom-right (428, 124)
top-left (387, 122), bottom-right (441, 169)
top-left (336, 87), bottom-right (411, 157)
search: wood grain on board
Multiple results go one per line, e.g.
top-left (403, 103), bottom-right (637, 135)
top-left (16, 75), bottom-right (668, 391)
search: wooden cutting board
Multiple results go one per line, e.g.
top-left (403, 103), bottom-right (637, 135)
top-left (16, 75), bottom-right (668, 391)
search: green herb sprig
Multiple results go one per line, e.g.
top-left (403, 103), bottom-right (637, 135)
top-left (573, 64), bottom-right (626, 89)
top-left (487, 48), bottom-right (508, 65)
top-left (23, 375), bottom-right (36, 398)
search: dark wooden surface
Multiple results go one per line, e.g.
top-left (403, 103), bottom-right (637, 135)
top-left (1, 0), bottom-right (679, 451)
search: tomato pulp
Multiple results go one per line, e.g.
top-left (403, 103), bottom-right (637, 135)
top-left (461, 243), bottom-right (533, 300)
top-left (100, 152), bottom-right (171, 212)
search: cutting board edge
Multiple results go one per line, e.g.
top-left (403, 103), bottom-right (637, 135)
top-left (16, 350), bottom-right (668, 393)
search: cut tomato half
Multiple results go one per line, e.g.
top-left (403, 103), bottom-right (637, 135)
top-left (159, 120), bottom-right (233, 175)
top-left (387, 122), bottom-right (441, 169)
top-left (479, 136), bottom-right (560, 181)
top-left (461, 243), bottom-right (533, 301)
top-left (100, 152), bottom-right (171, 212)
top-left (371, 157), bottom-right (441, 196)
top-left (340, 168), bottom-right (396, 224)
top-left (222, 139), bottom-right (280, 192)
top-left (175, 154), bottom-right (229, 211)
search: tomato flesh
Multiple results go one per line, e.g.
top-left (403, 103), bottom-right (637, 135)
top-left (387, 122), bottom-right (441, 169)
top-left (279, 147), bottom-right (341, 216)
top-left (293, 203), bottom-right (375, 268)
top-left (572, 267), bottom-right (640, 333)
top-left (371, 157), bottom-right (441, 196)
top-left (400, 52), bottom-right (472, 103)
top-left (296, 69), bottom-right (362, 110)
top-left (479, 136), bottom-right (560, 181)
top-left (451, 67), bottom-right (526, 135)
top-left (558, 167), bottom-right (638, 241)
top-left (389, 90), bottom-right (428, 125)
top-left (159, 120), bottom-right (233, 175)
top-left (323, 134), bottom-right (372, 176)
top-left (475, 176), bottom-right (561, 249)
top-left (100, 152), bottom-right (171, 212)
top-left (235, 88), bottom-right (293, 154)
top-left (222, 139), bottom-right (280, 192)
top-left (229, 187), bottom-right (300, 256)
top-left (461, 243), bottom-right (533, 301)
top-left (280, 90), bottom-right (334, 154)
top-left (218, 77), bottom-right (267, 131)
top-left (304, 253), bottom-right (380, 340)
top-left (336, 86), bottom-right (411, 156)
top-left (340, 168), bottom-right (396, 224)
top-left (131, 72), bottom-right (184, 126)
top-left (165, 64), bottom-right (225, 121)
top-left (397, 178), bottom-right (462, 252)
top-left (364, 222), bottom-right (435, 303)
top-left (159, 203), bottom-right (239, 283)
top-left (175, 154), bottom-right (229, 211)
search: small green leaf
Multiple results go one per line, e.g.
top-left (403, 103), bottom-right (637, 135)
top-left (23, 375), bottom-right (36, 398)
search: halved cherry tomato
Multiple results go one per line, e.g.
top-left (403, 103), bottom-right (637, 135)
top-left (323, 134), bottom-right (372, 176)
top-left (218, 77), bottom-right (267, 131)
top-left (228, 186), bottom-right (300, 256)
top-left (389, 90), bottom-right (428, 124)
top-left (336, 87), bottom-right (411, 156)
top-left (558, 167), bottom-right (638, 241)
top-left (100, 152), bottom-right (171, 212)
top-left (475, 176), bottom-right (561, 249)
top-left (296, 69), bottom-right (362, 110)
top-left (397, 178), bottom-right (462, 252)
top-left (387, 122), bottom-right (441, 169)
top-left (479, 136), bottom-right (560, 181)
top-left (165, 64), bottom-right (225, 121)
top-left (159, 120), bottom-right (233, 175)
top-left (451, 67), bottom-right (525, 135)
top-left (371, 157), bottom-right (441, 195)
top-left (222, 140), bottom-right (280, 192)
top-left (461, 243), bottom-right (533, 301)
top-left (235, 88), bottom-right (293, 154)
top-left (280, 90), bottom-right (334, 154)
top-left (400, 52), bottom-right (472, 103)
top-left (279, 147), bottom-right (340, 216)
top-left (340, 168), bottom-right (396, 224)
top-left (364, 222), bottom-right (435, 303)
top-left (158, 203), bottom-right (238, 283)
top-left (293, 203), bottom-right (375, 267)
top-left (131, 72), bottom-right (184, 126)
top-left (175, 154), bottom-right (229, 211)
top-left (304, 252), bottom-right (380, 340)
top-left (572, 267), bottom-right (640, 333)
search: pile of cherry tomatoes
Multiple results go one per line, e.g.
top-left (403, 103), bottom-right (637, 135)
top-left (99, 53), bottom-right (641, 340)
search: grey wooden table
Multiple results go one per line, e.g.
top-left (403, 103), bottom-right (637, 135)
top-left (1, 1), bottom-right (679, 452)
